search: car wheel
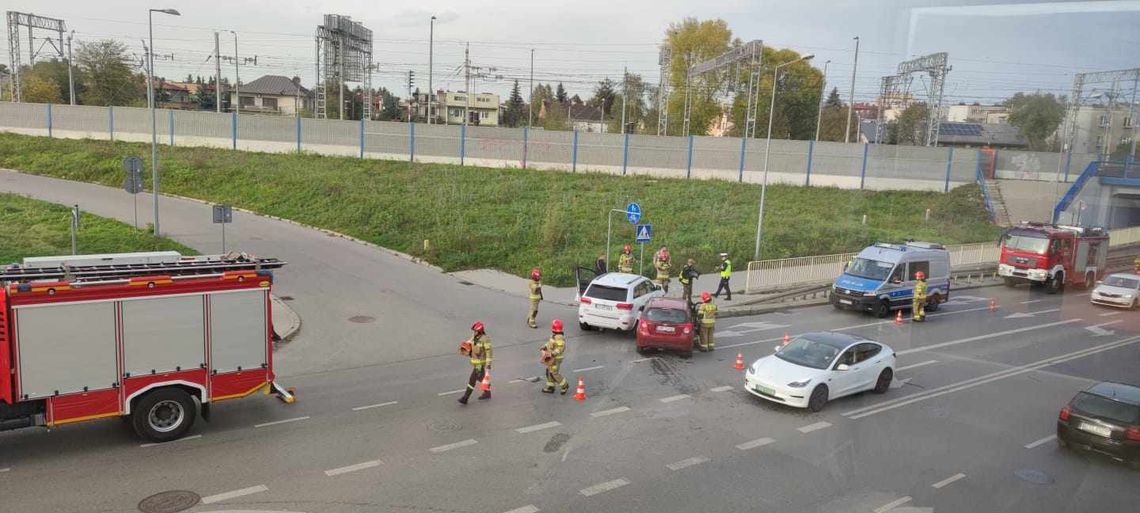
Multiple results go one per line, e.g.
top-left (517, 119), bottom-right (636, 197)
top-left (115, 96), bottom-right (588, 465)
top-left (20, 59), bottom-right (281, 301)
top-left (807, 385), bottom-right (829, 412)
top-left (1131, 299), bottom-right (1138, 311)
top-left (1046, 273), bottom-right (1064, 295)
top-left (579, 321), bottom-right (591, 331)
top-left (873, 300), bottom-right (891, 318)
top-left (873, 368), bottom-right (893, 394)
top-left (926, 294), bottom-right (941, 312)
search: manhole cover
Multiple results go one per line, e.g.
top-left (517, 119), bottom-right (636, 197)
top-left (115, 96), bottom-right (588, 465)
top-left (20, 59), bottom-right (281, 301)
top-left (348, 315), bottom-right (376, 323)
top-left (429, 419), bottom-right (461, 432)
top-left (1014, 469), bottom-right (1054, 485)
top-left (138, 490), bottom-right (200, 513)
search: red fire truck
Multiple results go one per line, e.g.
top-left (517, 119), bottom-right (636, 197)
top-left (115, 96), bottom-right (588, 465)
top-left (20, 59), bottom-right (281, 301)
top-left (998, 222), bottom-right (1109, 294)
top-left (0, 251), bottom-right (294, 443)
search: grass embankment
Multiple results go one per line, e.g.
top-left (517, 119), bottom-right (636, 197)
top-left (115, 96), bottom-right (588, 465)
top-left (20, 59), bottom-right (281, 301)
top-left (0, 192), bottom-right (195, 263)
top-left (0, 133), bottom-right (1000, 285)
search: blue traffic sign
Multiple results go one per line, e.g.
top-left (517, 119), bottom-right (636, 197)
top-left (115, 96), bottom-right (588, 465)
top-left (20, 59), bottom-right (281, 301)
top-left (635, 223), bottom-right (652, 244)
top-left (625, 202), bottom-right (642, 224)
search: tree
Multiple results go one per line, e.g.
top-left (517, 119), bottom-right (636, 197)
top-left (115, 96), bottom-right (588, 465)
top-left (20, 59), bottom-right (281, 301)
top-left (503, 79), bottom-right (526, 127)
top-left (195, 76), bottom-right (218, 111)
top-left (555, 82), bottom-right (567, 103)
top-left (825, 87), bottom-right (843, 108)
top-left (20, 70), bottom-right (64, 103)
top-left (663, 18), bottom-right (733, 136)
top-left (726, 46), bottom-right (822, 139)
top-left (892, 102), bottom-right (930, 145)
top-left (589, 78), bottom-right (617, 117)
top-left (607, 72), bottom-right (647, 134)
top-left (1005, 92), bottom-right (1065, 151)
top-left (540, 100), bottom-right (569, 131)
top-left (76, 40), bottom-right (145, 106)
top-left (26, 59), bottom-right (75, 104)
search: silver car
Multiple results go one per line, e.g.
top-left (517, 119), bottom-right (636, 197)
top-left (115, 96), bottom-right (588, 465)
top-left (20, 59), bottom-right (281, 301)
top-left (1090, 273), bottom-right (1140, 309)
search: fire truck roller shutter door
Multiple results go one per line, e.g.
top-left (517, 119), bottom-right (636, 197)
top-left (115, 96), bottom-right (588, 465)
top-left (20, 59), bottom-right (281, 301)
top-left (209, 289), bottom-right (269, 373)
top-left (13, 301), bottom-right (117, 399)
top-left (121, 295), bottom-right (206, 377)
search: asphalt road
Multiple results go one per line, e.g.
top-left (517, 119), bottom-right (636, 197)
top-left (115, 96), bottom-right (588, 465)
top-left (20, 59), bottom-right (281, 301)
top-left (2, 171), bottom-right (1139, 513)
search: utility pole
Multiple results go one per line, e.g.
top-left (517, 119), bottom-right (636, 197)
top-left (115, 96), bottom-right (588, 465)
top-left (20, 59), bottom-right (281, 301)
top-left (214, 31), bottom-right (221, 112)
top-left (428, 15), bottom-right (435, 124)
top-left (528, 49), bottom-right (535, 127)
top-left (66, 30), bottom-right (76, 105)
top-left (338, 37), bottom-right (345, 120)
top-left (464, 43), bottom-right (471, 127)
top-left (814, 60), bottom-right (830, 141)
top-left (845, 36), bottom-right (860, 143)
top-left (231, 31), bottom-right (240, 116)
top-left (683, 52), bottom-right (693, 136)
top-left (620, 66), bottom-right (628, 134)
top-left (407, 70), bottom-right (415, 122)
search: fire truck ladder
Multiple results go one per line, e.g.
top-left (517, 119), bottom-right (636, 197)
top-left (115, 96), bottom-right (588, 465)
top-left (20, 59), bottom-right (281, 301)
top-left (0, 253), bottom-right (286, 283)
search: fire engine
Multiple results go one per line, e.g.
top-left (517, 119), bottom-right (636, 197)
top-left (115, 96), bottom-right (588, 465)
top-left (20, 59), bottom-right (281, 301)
top-left (0, 251), bottom-right (294, 443)
top-left (998, 222), bottom-right (1109, 294)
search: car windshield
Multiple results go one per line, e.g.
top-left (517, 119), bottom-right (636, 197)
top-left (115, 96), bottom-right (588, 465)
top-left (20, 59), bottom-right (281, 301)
top-left (1072, 392), bottom-right (1140, 424)
top-left (645, 307), bottom-right (687, 323)
top-left (1103, 276), bottom-right (1139, 289)
top-left (1003, 233), bottom-right (1049, 254)
top-left (775, 337), bottom-right (842, 370)
top-left (584, 284), bottom-right (627, 302)
top-left (846, 258), bottom-right (895, 281)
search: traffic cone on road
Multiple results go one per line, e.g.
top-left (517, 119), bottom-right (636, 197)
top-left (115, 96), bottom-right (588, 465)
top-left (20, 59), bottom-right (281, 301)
top-left (573, 377), bottom-right (587, 401)
top-left (480, 369), bottom-right (492, 391)
top-left (782, 332), bottom-right (791, 346)
top-left (895, 310), bottom-right (904, 326)
top-left (734, 353), bottom-right (745, 371)
top-left (989, 298), bottom-right (997, 312)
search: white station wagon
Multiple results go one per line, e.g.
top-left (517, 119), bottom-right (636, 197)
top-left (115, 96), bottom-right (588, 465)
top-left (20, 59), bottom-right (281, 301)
top-left (576, 271), bottom-right (665, 331)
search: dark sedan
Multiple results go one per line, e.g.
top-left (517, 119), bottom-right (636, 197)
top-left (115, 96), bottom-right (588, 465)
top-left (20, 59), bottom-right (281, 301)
top-left (1056, 381), bottom-right (1140, 469)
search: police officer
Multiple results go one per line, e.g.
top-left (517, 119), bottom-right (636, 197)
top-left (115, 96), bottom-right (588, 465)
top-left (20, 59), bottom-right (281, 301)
top-left (541, 319), bottom-right (569, 394)
top-left (912, 271), bottom-right (927, 323)
top-left (713, 252), bottom-right (732, 301)
top-left (618, 244), bottom-right (635, 274)
top-left (458, 321), bottom-right (492, 404)
top-left (697, 292), bottom-right (717, 351)
top-left (654, 246), bottom-right (672, 293)
top-left (527, 268), bottom-right (543, 329)
top-left (680, 258), bottom-right (699, 308)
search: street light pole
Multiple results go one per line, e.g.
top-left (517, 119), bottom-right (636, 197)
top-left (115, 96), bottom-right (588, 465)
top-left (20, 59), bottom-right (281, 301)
top-left (528, 49), bottom-right (535, 127)
top-left (755, 54), bottom-right (814, 261)
top-left (231, 31), bottom-right (240, 116)
top-left (148, 8), bottom-right (180, 237)
top-left (66, 30), bottom-right (75, 105)
top-left (814, 60), bottom-right (830, 141)
top-left (844, 36), bottom-right (859, 143)
top-left (428, 15), bottom-right (435, 125)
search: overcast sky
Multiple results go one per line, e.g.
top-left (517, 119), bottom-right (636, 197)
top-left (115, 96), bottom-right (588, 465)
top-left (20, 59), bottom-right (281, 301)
top-left (5, 0), bottom-right (1139, 105)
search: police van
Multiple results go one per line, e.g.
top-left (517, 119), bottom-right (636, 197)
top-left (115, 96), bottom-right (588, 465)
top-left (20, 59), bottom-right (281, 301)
top-left (830, 241), bottom-right (951, 318)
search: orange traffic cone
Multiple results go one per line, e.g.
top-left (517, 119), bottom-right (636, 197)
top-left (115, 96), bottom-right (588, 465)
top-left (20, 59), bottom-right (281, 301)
top-left (734, 353), bottom-right (745, 371)
top-left (573, 377), bottom-right (587, 401)
top-left (782, 332), bottom-right (791, 346)
top-left (989, 298), bottom-right (997, 312)
top-left (895, 310), bottom-right (904, 326)
top-left (480, 369), bottom-right (491, 391)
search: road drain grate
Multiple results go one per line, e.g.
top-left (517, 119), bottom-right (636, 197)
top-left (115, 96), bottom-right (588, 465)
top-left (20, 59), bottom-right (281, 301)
top-left (138, 491), bottom-right (200, 513)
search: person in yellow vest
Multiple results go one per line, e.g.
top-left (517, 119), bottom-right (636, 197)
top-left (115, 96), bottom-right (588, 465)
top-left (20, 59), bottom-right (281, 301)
top-left (540, 319), bottom-right (570, 394)
top-left (680, 258), bottom-right (699, 309)
top-left (458, 321), bottom-right (493, 404)
top-left (527, 268), bottom-right (543, 329)
top-left (654, 246), bottom-right (672, 293)
top-left (697, 291), bottom-right (717, 351)
top-left (912, 271), bottom-right (927, 323)
top-left (1134, 255), bottom-right (1140, 274)
top-left (713, 252), bottom-right (732, 301)
top-left (618, 244), bottom-right (635, 274)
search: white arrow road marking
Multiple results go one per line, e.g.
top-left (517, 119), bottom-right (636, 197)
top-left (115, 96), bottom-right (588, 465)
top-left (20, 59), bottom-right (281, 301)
top-left (951, 295), bottom-right (991, 303)
top-left (1085, 320), bottom-right (1122, 337)
top-left (1003, 307), bottom-right (1059, 319)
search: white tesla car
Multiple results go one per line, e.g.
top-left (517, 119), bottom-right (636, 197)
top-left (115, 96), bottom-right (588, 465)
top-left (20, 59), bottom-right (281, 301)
top-left (744, 332), bottom-right (896, 412)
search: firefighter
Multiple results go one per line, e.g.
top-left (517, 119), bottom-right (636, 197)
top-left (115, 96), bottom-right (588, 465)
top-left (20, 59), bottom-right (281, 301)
top-left (1134, 255), bottom-right (1140, 274)
top-left (618, 244), bottom-right (635, 274)
top-left (527, 268), bottom-right (543, 329)
top-left (713, 252), bottom-right (732, 300)
top-left (654, 246), bottom-right (672, 293)
top-left (697, 291), bottom-right (717, 351)
top-left (458, 321), bottom-right (492, 404)
top-left (912, 271), bottom-right (927, 323)
top-left (541, 319), bottom-right (570, 394)
top-left (680, 258), bottom-right (699, 308)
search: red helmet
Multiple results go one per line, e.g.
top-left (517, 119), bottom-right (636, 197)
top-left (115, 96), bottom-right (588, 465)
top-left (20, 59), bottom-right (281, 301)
top-left (471, 320), bottom-right (485, 332)
top-left (701, 291), bottom-right (712, 302)
top-left (531, 268), bottom-right (542, 280)
top-left (915, 271), bottom-right (925, 280)
top-left (623, 244), bottom-right (631, 253)
top-left (551, 319), bottom-right (564, 332)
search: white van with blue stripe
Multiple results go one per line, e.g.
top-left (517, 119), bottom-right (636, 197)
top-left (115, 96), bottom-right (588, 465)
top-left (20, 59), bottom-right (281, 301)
top-left (830, 241), bottom-right (951, 318)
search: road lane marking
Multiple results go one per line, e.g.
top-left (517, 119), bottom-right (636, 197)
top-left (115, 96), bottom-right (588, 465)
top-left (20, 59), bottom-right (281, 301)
top-left (874, 496), bottom-right (912, 513)
top-left (710, 385), bottom-right (734, 392)
top-left (590, 406), bottom-right (631, 418)
top-left (201, 485), bottom-right (269, 504)
top-left (896, 318), bottom-right (1082, 355)
top-left (352, 401), bottom-right (398, 411)
top-left (324, 459), bottom-right (383, 476)
top-left (896, 360), bottom-right (938, 372)
top-left (0, 467), bottom-right (9, 473)
top-left (503, 506), bottom-right (540, 513)
top-left (630, 357), bottom-right (657, 363)
top-left (845, 336), bottom-right (1140, 419)
top-left (735, 437), bottom-right (775, 451)
top-left (579, 478), bottom-right (630, 497)
top-left (254, 416), bottom-right (309, 429)
top-left (438, 389), bottom-right (466, 396)
top-left (1024, 434), bottom-right (1057, 449)
top-left (429, 439), bottom-right (478, 453)
top-left (573, 365), bottom-right (605, 373)
top-left (1099, 311), bottom-right (1123, 317)
top-left (932, 473), bottom-right (966, 489)
top-left (515, 421), bottom-right (562, 434)
top-left (1020, 299), bottom-right (1044, 304)
top-left (140, 434), bottom-right (202, 448)
top-left (666, 456), bottom-right (709, 471)
top-left (797, 421), bottom-right (832, 434)
top-left (659, 394), bottom-right (691, 403)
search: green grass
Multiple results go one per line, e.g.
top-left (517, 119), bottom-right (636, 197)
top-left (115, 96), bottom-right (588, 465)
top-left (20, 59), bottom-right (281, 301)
top-left (0, 192), bottom-right (196, 263)
top-left (0, 133), bottom-right (1000, 285)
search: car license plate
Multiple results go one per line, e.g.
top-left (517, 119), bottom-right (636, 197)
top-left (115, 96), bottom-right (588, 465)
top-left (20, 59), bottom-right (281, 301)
top-left (1079, 422), bottom-right (1112, 438)
top-left (839, 299), bottom-right (853, 305)
top-left (595, 304), bottom-right (612, 311)
top-left (657, 326), bottom-right (675, 333)
top-left (754, 385), bottom-right (775, 396)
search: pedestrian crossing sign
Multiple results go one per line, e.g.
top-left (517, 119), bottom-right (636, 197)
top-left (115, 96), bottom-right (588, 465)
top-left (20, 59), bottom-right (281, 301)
top-left (635, 224), bottom-right (652, 243)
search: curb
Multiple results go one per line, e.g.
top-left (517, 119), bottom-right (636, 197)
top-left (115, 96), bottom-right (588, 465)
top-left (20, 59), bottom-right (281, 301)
top-left (271, 295), bottom-right (302, 342)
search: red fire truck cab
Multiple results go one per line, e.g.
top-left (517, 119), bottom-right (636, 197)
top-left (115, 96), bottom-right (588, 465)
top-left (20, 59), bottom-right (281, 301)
top-left (0, 251), bottom-right (294, 443)
top-left (998, 222), bottom-right (1109, 294)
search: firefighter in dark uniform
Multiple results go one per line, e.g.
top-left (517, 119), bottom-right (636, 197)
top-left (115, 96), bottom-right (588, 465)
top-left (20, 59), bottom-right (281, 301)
top-left (680, 258), bottom-right (699, 309)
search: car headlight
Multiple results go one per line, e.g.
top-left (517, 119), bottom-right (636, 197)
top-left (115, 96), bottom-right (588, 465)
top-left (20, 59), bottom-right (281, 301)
top-left (1124, 294), bottom-right (1134, 299)
top-left (787, 379), bottom-right (812, 388)
top-left (863, 292), bottom-right (877, 297)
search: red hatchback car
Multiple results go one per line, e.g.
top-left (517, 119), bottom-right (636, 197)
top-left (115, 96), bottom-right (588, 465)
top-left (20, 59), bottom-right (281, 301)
top-left (636, 297), bottom-right (696, 357)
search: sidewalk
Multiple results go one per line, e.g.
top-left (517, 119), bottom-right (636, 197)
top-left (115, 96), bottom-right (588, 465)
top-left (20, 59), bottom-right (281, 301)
top-left (271, 295), bottom-right (302, 342)
top-left (449, 267), bottom-right (748, 307)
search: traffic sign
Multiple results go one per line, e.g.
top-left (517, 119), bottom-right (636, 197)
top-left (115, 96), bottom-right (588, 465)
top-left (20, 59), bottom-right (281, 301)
top-left (123, 156), bottom-right (144, 194)
top-left (635, 223), bottom-right (652, 244)
top-left (212, 204), bottom-right (233, 224)
top-left (625, 202), bottom-right (641, 224)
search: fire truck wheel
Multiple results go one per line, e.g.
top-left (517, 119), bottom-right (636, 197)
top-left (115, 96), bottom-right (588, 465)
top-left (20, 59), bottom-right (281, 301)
top-left (132, 388), bottom-right (197, 443)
